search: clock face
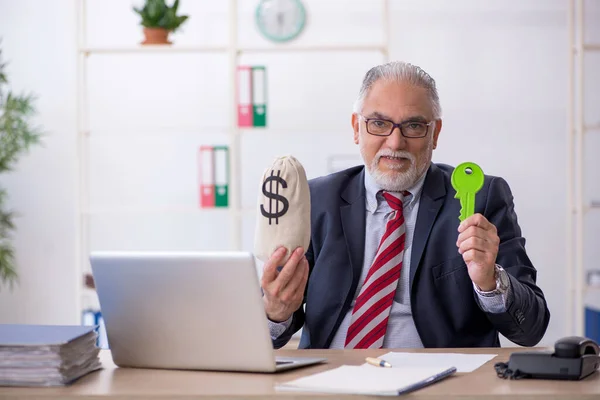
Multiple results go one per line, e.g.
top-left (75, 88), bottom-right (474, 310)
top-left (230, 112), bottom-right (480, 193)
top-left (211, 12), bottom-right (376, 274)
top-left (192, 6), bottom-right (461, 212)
top-left (255, 0), bottom-right (306, 43)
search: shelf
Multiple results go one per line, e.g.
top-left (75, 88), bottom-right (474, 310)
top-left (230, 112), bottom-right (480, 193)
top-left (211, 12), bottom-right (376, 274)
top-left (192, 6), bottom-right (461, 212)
top-left (585, 124), bottom-right (600, 131)
top-left (79, 127), bottom-right (231, 138)
top-left (571, 44), bottom-right (600, 52)
top-left (80, 45), bottom-right (229, 55)
top-left (79, 44), bottom-right (387, 55)
top-left (79, 127), bottom-right (352, 137)
top-left (238, 44), bottom-right (387, 53)
top-left (82, 207), bottom-right (256, 216)
top-left (570, 204), bottom-right (600, 213)
top-left (77, 127), bottom-right (356, 137)
top-left (237, 126), bottom-right (348, 135)
top-left (586, 284), bottom-right (600, 292)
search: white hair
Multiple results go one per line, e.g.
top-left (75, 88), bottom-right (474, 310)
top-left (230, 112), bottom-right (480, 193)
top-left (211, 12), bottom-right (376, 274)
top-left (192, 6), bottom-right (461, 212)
top-left (353, 61), bottom-right (442, 119)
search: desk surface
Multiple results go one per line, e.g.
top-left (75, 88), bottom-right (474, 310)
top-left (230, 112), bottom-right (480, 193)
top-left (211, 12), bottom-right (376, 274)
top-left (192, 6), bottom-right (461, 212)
top-left (1, 347), bottom-right (600, 399)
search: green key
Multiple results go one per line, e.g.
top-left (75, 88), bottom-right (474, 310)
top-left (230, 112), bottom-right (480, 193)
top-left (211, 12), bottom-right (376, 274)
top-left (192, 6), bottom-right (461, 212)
top-left (451, 162), bottom-right (485, 222)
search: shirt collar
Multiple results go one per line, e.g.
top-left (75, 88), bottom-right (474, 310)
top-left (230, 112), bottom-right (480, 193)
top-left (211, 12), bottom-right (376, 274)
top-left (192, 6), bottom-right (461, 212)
top-left (364, 167), bottom-right (427, 214)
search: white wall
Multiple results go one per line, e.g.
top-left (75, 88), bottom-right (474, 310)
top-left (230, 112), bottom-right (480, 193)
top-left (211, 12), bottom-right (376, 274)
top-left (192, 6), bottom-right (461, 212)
top-left (0, 0), bottom-right (79, 324)
top-left (389, 0), bottom-right (570, 346)
top-left (1, 0), bottom-right (595, 347)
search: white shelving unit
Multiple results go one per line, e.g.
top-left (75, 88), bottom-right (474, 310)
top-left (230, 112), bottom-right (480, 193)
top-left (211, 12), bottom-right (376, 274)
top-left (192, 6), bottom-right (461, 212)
top-left (74, 0), bottom-right (390, 320)
top-left (80, 45), bottom-right (229, 54)
top-left (567, 0), bottom-right (600, 336)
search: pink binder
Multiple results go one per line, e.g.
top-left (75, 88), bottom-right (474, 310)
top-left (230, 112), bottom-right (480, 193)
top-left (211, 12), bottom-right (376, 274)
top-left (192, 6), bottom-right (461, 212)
top-left (198, 145), bottom-right (215, 208)
top-left (237, 66), bottom-right (253, 127)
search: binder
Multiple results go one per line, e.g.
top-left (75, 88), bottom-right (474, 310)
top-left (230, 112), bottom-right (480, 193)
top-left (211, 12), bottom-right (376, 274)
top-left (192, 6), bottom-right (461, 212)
top-left (198, 146), bottom-right (215, 208)
top-left (81, 309), bottom-right (96, 327)
top-left (95, 312), bottom-right (108, 350)
top-left (213, 146), bottom-right (229, 207)
top-left (237, 66), bottom-right (253, 127)
top-left (252, 66), bottom-right (267, 127)
top-left (82, 309), bottom-right (100, 347)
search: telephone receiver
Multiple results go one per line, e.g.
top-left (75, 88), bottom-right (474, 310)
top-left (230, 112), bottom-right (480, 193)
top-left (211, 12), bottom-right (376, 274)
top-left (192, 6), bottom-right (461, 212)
top-left (502, 336), bottom-right (600, 380)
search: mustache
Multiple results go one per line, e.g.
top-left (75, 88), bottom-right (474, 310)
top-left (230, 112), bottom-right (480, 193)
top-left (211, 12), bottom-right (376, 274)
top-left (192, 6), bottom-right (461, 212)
top-left (374, 150), bottom-right (415, 164)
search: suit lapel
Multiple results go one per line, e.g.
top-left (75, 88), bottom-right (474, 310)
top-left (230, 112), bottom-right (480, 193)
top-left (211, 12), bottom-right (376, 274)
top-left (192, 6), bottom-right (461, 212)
top-left (410, 163), bottom-right (446, 290)
top-left (340, 168), bottom-right (367, 297)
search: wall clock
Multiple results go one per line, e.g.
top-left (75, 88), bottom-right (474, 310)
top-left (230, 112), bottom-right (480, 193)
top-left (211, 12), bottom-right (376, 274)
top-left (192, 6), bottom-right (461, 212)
top-left (255, 0), bottom-right (306, 43)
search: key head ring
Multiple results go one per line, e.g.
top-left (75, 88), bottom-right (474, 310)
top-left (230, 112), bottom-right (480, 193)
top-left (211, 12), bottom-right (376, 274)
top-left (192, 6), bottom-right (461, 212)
top-left (451, 162), bottom-right (485, 194)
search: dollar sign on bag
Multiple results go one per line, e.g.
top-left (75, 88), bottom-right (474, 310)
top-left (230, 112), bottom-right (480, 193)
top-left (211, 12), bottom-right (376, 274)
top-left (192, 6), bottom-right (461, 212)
top-left (260, 170), bottom-right (289, 225)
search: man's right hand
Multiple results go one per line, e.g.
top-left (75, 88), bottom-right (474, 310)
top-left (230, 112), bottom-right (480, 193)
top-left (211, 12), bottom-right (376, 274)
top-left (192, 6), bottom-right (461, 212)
top-left (261, 246), bottom-right (309, 323)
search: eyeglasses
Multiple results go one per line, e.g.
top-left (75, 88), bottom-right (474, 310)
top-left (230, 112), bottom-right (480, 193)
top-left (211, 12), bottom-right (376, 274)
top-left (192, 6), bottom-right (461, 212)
top-left (359, 115), bottom-right (434, 138)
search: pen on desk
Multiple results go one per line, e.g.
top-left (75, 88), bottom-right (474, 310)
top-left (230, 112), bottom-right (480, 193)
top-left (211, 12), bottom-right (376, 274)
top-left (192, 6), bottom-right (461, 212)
top-left (365, 357), bottom-right (392, 368)
top-left (396, 366), bottom-right (457, 395)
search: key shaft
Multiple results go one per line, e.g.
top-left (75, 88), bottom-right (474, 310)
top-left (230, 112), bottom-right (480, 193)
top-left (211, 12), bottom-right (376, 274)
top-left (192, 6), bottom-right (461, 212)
top-left (457, 191), bottom-right (476, 222)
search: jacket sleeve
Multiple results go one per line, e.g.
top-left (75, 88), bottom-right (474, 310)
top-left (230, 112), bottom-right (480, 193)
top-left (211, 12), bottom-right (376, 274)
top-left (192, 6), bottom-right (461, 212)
top-left (480, 176), bottom-right (550, 346)
top-left (271, 242), bottom-right (314, 349)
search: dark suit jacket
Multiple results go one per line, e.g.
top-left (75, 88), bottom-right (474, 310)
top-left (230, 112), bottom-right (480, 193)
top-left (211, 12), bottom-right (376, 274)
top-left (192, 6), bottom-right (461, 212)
top-left (272, 163), bottom-right (550, 349)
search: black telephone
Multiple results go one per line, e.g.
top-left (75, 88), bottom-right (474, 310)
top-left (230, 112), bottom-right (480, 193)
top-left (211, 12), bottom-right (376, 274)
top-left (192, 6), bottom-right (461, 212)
top-left (495, 336), bottom-right (600, 380)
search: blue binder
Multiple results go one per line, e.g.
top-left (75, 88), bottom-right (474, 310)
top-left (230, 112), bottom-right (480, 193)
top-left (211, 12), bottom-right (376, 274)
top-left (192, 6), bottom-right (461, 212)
top-left (81, 309), bottom-right (109, 349)
top-left (585, 307), bottom-right (600, 343)
top-left (95, 311), bottom-right (109, 349)
top-left (82, 308), bottom-right (101, 347)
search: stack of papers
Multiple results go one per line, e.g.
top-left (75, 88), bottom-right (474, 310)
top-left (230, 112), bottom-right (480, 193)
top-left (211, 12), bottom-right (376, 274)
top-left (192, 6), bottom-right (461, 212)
top-left (0, 324), bottom-right (102, 387)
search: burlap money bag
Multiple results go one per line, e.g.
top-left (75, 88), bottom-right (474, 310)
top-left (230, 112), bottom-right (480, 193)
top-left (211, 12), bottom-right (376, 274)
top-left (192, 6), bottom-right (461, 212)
top-left (254, 155), bottom-right (311, 265)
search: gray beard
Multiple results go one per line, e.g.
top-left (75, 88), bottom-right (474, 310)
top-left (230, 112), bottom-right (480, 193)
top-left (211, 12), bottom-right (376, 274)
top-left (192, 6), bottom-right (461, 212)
top-left (360, 138), bottom-right (433, 192)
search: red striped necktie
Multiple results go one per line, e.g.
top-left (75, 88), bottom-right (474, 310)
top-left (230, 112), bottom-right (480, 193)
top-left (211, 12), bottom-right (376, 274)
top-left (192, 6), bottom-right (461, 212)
top-left (344, 191), bottom-right (407, 349)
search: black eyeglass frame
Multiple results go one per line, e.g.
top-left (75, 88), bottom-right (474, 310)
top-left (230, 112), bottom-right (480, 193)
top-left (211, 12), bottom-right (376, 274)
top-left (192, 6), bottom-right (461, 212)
top-left (359, 114), bottom-right (435, 138)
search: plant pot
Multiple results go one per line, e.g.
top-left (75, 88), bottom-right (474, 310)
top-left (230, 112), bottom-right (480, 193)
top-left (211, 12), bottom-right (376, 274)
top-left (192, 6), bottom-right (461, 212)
top-left (141, 27), bottom-right (172, 45)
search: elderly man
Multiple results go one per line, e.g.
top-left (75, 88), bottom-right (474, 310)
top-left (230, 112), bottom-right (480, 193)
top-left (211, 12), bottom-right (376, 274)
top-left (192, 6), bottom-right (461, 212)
top-left (261, 61), bottom-right (550, 349)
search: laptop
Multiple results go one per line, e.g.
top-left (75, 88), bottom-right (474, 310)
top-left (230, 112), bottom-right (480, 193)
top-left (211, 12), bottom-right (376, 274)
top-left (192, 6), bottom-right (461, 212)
top-left (89, 251), bottom-right (325, 373)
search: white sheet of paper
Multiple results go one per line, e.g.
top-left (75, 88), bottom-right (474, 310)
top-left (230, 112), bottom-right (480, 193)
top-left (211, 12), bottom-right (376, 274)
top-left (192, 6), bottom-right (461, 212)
top-left (363, 352), bottom-right (497, 373)
top-left (276, 365), bottom-right (455, 396)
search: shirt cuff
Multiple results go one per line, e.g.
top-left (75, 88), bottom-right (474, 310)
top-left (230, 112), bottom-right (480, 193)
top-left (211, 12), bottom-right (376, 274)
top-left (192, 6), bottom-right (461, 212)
top-left (473, 268), bottom-right (512, 314)
top-left (267, 315), bottom-right (293, 339)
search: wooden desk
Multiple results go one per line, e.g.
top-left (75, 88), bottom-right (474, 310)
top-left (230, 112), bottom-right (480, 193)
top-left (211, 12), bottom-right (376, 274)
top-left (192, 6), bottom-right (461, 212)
top-left (1, 347), bottom-right (599, 399)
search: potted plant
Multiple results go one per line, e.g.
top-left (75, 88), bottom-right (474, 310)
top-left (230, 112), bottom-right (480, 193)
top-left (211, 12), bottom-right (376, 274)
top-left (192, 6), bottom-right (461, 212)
top-left (0, 42), bottom-right (42, 290)
top-left (133, 0), bottom-right (189, 45)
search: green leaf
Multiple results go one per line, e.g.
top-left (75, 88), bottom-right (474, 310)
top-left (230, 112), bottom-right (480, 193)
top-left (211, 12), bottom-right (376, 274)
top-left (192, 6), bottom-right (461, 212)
top-left (0, 241), bottom-right (18, 291)
top-left (0, 62), bottom-right (6, 85)
top-left (173, 15), bottom-right (188, 31)
top-left (133, 0), bottom-right (189, 30)
top-left (147, 0), bottom-right (165, 21)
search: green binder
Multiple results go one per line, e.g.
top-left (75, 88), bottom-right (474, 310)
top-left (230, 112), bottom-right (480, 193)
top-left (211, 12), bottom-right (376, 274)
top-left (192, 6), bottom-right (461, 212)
top-left (252, 66), bottom-right (267, 127)
top-left (213, 146), bottom-right (229, 207)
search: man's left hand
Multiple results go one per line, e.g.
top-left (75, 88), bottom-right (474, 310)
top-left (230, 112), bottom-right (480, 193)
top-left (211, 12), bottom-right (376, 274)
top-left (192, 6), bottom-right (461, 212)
top-left (456, 213), bottom-right (500, 291)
